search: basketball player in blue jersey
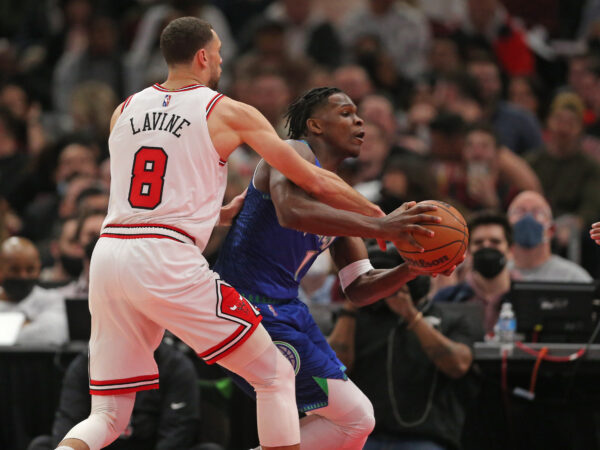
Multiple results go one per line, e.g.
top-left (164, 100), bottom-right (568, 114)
top-left (215, 87), bottom-right (461, 450)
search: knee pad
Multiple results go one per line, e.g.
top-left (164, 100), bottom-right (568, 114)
top-left (312, 379), bottom-right (375, 442)
top-left (353, 400), bottom-right (375, 438)
top-left (64, 393), bottom-right (135, 450)
top-left (90, 394), bottom-right (133, 442)
top-left (245, 343), bottom-right (295, 396)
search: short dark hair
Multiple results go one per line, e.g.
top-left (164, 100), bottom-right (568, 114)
top-left (75, 208), bottom-right (106, 242)
top-left (284, 87), bottom-right (342, 140)
top-left (437, 72), bottom-right (484, 107)
top-left (465, 122), bottom-right (500, 148)
top-left (160, 17), bottom-right (214, 65)
top-left (467, 210), bottom-right (513, 246)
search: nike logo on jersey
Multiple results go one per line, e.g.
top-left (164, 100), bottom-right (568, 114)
top-left (129, 112), bottom-right (191, 138)
top-left (230, 305), bottom-right (238, 311)
top-left (170, 402), bottom-right (186, 410)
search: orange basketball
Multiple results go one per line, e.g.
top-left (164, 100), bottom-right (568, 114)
top-left (395, 200), bottom-right (469, 273)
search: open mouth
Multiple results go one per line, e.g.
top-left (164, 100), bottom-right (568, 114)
top-left (353, 131), bottom-right (365, 143)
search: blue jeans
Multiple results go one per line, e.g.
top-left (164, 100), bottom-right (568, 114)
top-left (364, 435), bottom-right (447, 450)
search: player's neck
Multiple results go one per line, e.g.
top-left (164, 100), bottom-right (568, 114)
top-left (306, 139), bottom-right (345, 172)
top-left (161, 70), bottom-right (206, 90)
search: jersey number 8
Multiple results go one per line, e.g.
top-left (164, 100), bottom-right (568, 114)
top-left (128, 146), bottom-right (168, 209)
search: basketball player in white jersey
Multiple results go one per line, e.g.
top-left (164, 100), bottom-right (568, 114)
top-left (55, 17), bottom-right (386, 450)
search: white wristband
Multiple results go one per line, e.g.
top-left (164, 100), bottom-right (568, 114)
top-left (338, 259), bottom-right (374, 291)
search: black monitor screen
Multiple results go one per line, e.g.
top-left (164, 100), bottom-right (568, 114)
top-left (509, 281), bottom-right (599, 342)
top-left (65, 298), bottom-right (91, 342)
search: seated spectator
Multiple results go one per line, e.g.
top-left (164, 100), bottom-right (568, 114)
top-left (459, 0), bottom-right (534, 76)
top-left (264, 0), bottom-right (343, 68)
top-left (333, 64), bottom-right (375, 106)
top-left (358, 94), bottom-right (401, 147)
top-left (329, 247), bottom-right (482, 450)
top-left (235, 19), bottom-right (311, 97)
top-left (0, 236), bottom-right (67, 345)
top-left (244, 71), bottom-right (291, 137)
top-left (353, 122), bottom-right (392, 188)
top-left (54, 209), bottom-right (105, 299)
top-left (433, 72), bottom-right (484, 124)
top-left (507, 190), bottom-right (593, 282)
top-left (126, 0), bottom-right (236, 94)
top-left (350, 35), bottom-right (412, 109)
top-left (26, 341), bottom-right (220, 450)
top-left (40, 217), bottom-right (83, 285)
top-left (0, 107), bottom-right (29, 198)
top-left (446, 123), bottom-right (520, 212)
top-left (467, 57), bottom-right (543, 154)
top-left (18, 140), bottom-right (100, 241)
top-left (376, 155), bottom-right (438, 214)
top-left (507, 75), bottom-right (546, 121)
top-left (52, 15), bottom-right (124, 114)
top-left (527, 92), bottom-right (600, 228)
top-left (0, 82), bottom-right (47, 155)
top-left (434, 211), bottom-right (513, 334)
top-left (341, 0), bottom-right (430, 80)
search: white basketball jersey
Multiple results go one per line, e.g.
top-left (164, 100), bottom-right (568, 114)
top-left (104, 83), bottom-right (227, 251)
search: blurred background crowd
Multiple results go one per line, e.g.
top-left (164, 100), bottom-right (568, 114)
top-left (3, 0), bottom-right (600, 282)
top-left (4, 0), bottom-right (600, 449)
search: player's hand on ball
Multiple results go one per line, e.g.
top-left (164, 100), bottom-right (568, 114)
top-left (382, 201), bottom-right (441, 252)
top-left (590, 222), bottom-right (600, 245)
top-left (406, 249), bottom-right (466, 278)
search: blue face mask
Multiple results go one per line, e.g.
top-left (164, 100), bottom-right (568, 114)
top-left (513, 214), bottom-right (544, 248)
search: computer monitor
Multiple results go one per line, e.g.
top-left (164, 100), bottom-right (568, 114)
top-left (509, 281), bottom-right (599, 343)
top-left (65, 298), bottom-right (91, 342)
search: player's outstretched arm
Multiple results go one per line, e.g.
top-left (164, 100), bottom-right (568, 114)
top-left (330, 236), bottom-right (463, 307)
top-left (268, 149), bottom-right (440, 248)
top-left (330, 236), bottom-right (421, 307)
top-left (208, 97), bottom-right (382, 217)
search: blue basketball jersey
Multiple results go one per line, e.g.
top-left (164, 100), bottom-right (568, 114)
top-left (214, 151), bottom-right (335, 301)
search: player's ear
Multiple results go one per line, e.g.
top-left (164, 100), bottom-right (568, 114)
top-left (195, 48), bottom-right (208, 68)
top-left (306, 118), bottom-right (323, 135)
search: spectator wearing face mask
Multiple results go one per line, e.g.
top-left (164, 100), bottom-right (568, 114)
top-left (54, 209), bottom-right (105, 299)
top-left (433, 211), bottom-right (513, 334)
top-left (0, 236), bottom-right (67, 345)
top-left (507, 191), bottom-right (592, 282)
top-left (40, 217), bottom-right (84, 285)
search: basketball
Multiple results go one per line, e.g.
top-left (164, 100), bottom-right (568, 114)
top-left (394, 200), bottom-right (469, 273)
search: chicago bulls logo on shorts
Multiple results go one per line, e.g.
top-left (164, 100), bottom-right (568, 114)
top-left (198, 280), bottom-right (262, 364)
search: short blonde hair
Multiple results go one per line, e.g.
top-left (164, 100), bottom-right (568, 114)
top-left (550, 92), bottom-right (584, 122)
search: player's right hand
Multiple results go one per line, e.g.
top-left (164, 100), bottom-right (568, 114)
top-left (381, 201), bottom-right (441, 252)
top-left (590, 222), bottom-right (600, 245)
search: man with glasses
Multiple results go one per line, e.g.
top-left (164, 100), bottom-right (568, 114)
top-left (507, 191), bottom-right (592, 282)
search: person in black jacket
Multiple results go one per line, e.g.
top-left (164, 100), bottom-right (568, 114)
top-left (28, 341), bottom-right (222, 450)
top-left (329, 247), bottom-right (483, 450)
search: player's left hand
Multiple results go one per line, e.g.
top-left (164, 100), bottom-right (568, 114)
top-left (407, 251), bottom-right (466, 278)
top-left (218, 188), bottom-right (247, 226)
top-left (590, 222), bottom-right (600, 245)
top-left (382, 201), bottom-right (441, 252)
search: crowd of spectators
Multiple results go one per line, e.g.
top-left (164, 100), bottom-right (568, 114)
top-left (3, 0), bottom-right (600, 448)
top-left (2, 0), bottom-right (600, 284)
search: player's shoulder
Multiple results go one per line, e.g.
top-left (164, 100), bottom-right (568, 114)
top-left (284, 139), bottom-right (316, 164)
top-left (109, 87), bottom-right (149, 131)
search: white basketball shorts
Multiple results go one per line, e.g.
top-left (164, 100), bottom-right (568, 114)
top-left (87, 224), bottom-right (262, 396)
